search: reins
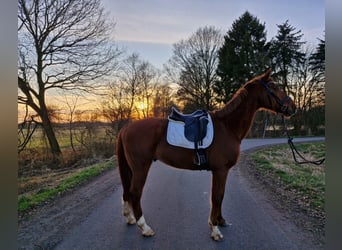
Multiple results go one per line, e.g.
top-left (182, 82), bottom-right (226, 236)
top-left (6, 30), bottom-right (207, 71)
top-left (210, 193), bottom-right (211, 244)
top-left (281, 115), bottom-right (325, 165)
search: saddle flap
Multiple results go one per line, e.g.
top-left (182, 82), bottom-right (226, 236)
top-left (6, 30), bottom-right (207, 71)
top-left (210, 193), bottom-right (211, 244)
top-left (184, 115), bottom-right (208, 142)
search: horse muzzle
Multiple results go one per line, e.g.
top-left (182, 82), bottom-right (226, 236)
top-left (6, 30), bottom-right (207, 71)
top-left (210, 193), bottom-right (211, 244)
top-left (281, 99), bottom-right (297, 117)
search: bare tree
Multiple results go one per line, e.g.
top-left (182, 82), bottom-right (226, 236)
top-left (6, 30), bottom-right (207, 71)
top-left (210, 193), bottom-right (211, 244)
top-left (153, 84), bottom-right (176, 118)
top-left (64, 95), bottom-right (79, 153)
top-left (101, 81), bottom-right (131, 134)
top-left (166, 26), bottom-right (222, 111)
top-left (118, 53), bottom-right (159, 119)
top-left (137, 62), bottom-right (160, 118)
top-left (119, 53), bottom-right (143, 120)
top-left (101, 53), bottom-right (162, 138)
top-left (18, 0), bottom-right (120, 159)
top-left (290, 46), bottom-right (325, 134)
top-left (72, 109), bottom-right (101, 157)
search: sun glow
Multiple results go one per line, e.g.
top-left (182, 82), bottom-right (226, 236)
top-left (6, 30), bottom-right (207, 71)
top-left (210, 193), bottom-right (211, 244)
top-left (131, 100), bottom-right (151, 119)
top-left (136, 101), bottom-right (147, 111)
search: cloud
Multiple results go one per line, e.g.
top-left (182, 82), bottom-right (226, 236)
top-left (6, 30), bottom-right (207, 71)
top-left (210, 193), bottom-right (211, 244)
top-left (104, 0), bottom-right (246, 44)
top-left (107, 0), bottom-right (323, 45)
top-left (102, 0), bottom-right (324, 67)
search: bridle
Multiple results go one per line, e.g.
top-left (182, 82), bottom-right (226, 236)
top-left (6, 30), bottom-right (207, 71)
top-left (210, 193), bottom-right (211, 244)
top-left (260, 79), bottom-right (325, 165)
top-left (259, 79), bottom-right (294, 116)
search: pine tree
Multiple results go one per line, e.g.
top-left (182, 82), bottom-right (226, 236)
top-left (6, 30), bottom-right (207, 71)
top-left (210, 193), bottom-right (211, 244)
top-left (269, 20), bottom-right (306, 93)
top-left (215, 11), bottom-right (270, 104)
top-left (309, 37), bottom-right (325, 83)
top-left (307, 37), bottom-right (325, 134)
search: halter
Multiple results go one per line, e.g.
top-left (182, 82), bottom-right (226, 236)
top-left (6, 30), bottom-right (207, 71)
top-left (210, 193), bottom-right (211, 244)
top-left (260, 80), bottom-right (293, 116)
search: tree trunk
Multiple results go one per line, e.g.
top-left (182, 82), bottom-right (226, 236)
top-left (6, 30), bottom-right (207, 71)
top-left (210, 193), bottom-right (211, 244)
top-left (40, 105), bottom-right (62, 160)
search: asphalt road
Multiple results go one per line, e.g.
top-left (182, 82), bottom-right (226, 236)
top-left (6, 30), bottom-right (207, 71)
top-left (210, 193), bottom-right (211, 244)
top-left (55, 137), bottom-right (324, 250)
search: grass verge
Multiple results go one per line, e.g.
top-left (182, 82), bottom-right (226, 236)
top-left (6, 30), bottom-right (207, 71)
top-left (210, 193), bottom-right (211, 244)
top-left (250, 142), bottom-right (325, 211)
top-left (18, 159), bottom-right (116, 214)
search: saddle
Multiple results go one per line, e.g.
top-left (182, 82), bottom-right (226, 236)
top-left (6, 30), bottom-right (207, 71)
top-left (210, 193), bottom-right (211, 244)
top-left (168, 107), bottom-right (209, 166)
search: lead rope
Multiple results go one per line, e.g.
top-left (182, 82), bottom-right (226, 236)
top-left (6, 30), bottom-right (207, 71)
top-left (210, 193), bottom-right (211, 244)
top-left (281, 116), bottom-right (325, 165)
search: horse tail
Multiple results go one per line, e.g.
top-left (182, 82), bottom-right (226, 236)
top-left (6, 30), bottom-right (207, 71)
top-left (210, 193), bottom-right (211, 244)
top-left (116, 129), bottom-right (132, 202)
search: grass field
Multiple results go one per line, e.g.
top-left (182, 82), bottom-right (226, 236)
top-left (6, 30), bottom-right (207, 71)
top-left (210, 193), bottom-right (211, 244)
top-left (21, 125), bottom-right (114, 150)
top-left (18, 125), bottom-right (116, 174)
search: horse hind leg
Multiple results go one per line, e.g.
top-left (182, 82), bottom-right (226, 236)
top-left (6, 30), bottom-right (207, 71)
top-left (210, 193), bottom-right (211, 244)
top-left (117, 132), bottom-right (136, 225)
top-left (117, 128), bottom-right (155, 236)
top-left (119, 162), bottom-right (136, 225)
top-left (129, 162), bottom-right (155, 237)
top-left (121, 198), bottom-right (136, 225)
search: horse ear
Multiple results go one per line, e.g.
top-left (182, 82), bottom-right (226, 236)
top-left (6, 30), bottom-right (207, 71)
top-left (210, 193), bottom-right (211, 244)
top-left (262, 68), bottom-right (272, 81)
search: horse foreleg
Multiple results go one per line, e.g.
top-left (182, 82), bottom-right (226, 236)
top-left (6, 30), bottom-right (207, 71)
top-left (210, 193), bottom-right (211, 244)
top-left (209, 169), bottom-right (229, 241)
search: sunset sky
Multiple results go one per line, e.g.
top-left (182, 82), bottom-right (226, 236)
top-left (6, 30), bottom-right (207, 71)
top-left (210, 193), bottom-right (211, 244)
top-left (102, 0), bottom-right (325, 68)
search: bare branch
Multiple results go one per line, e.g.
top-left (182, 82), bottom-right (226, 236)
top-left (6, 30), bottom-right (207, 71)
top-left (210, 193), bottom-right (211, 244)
top-left (18, 104), bottom-right (39, 153)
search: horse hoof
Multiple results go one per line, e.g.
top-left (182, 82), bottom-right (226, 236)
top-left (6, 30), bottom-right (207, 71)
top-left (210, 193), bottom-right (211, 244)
top-left (212, 234), bottom-right (224, 241)
top-left (211, 233), bottom-right (224, 241)
top-left (122, 199), bottom-right (136, 225)
top-left (137, 215), bottom-right (155, 237)
top-left (126, 217), bottom-right (136, 225)
top-left (220, 221), bottom-right (232, 227)
top-left (210, 225), bottom-right (224, 241)
top-left (123, 210), bottom-right (136, 225)
top-left (142, 228), bottom-right (155, 237)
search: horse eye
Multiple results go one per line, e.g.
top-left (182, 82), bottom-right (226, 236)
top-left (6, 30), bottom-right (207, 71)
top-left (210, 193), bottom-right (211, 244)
top-left (270, 82), bottom-right (279, 90)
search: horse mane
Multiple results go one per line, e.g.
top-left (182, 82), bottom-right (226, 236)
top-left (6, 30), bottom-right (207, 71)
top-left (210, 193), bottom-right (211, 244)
top-left (214, 87), bottom-right (248, 119)
top-left (212, 69), bottom-right (273, 119)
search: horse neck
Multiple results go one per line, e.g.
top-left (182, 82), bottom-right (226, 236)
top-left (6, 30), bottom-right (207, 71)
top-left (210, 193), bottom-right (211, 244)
top-left (220, 91), bottom-right (260, 141)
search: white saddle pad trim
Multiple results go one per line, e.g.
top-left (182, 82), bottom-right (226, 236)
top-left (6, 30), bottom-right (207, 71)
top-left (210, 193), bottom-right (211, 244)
top-left (166, 114), bottom-right (214, 149)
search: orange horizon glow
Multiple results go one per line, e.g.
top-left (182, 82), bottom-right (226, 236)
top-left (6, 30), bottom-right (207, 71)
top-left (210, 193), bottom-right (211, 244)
top-left (18, 95), bottom-right (155, 124)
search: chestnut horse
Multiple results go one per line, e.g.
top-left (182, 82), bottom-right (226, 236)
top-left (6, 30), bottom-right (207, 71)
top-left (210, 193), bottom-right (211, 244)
top-left (116, 69), bottom-right (296, 241)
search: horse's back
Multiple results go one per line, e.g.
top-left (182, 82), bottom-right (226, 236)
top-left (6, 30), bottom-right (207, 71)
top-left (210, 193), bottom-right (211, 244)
top-left (119, 118), bottom-right (167, 154)
top-left (122, 117), bottom-right (167, 137)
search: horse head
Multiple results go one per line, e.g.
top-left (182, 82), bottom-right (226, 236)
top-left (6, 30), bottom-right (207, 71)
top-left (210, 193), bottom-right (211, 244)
top-left (255, 69), bottom-right (297, 117)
